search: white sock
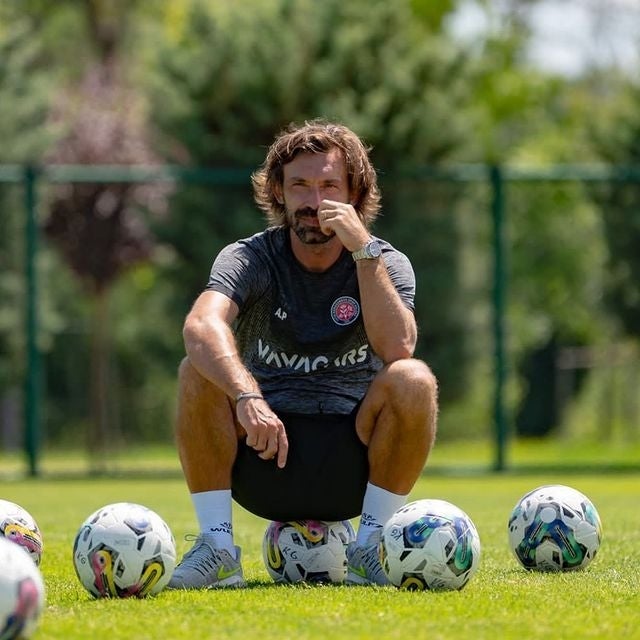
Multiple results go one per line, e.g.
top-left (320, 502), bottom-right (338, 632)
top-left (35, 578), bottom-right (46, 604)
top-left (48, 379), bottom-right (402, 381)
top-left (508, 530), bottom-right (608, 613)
top-left (191, 489), bottom-right (235, 556)
top-left (356, 482), bottom-right (407, 546)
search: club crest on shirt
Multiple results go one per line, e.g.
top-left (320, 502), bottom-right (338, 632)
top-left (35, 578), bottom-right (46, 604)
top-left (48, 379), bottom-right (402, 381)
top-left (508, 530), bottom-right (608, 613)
top-left (330, 296), bottom-right (360, 326)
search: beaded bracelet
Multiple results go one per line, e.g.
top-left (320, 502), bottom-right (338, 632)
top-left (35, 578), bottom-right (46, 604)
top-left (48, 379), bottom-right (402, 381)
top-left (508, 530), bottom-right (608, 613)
top-left (235, 391), bottom-right (263, 403)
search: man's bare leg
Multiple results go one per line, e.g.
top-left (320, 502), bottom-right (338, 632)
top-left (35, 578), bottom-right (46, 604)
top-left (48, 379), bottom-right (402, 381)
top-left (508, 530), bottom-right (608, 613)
top-left (357, 358), bottom-right (438, 493)
top-left (175, 358), bottom-right (238, 492)
top-left (346, 358), bottom-right (437, 585)
top-left (169, 359), bottom-right (245, 589)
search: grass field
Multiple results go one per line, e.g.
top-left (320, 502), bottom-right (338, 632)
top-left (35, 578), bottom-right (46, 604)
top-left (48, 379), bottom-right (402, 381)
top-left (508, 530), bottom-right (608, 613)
top-left (2, 466), bottom-right (639, 640)
top-left (3, 435), bottom-right (640, 478)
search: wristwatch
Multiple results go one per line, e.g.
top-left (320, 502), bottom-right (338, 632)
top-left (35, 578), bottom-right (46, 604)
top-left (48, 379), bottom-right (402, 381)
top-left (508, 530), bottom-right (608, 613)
top-left (352, 239), bottom-right (382, 261)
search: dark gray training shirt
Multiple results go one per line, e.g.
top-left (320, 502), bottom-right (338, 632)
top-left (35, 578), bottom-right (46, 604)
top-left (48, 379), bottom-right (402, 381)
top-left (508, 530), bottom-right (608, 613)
top-left (206, 226), bottom-right (416, 415)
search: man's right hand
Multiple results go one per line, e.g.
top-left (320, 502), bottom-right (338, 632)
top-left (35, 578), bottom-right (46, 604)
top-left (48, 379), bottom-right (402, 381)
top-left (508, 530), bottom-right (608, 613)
top-left (236, 398), bottom-right (289, 469)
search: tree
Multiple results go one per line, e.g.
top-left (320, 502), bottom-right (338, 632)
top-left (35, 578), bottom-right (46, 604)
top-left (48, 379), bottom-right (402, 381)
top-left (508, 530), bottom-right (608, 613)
top-left (146, 0), bottom-right (477, 403)
top-left (441, 0), bottom-right (619, 436)
top-left (40, 2), bottom-right (170, 463)
top-left (589, 79), bottom-right (640, 338)
top-left (0, 12), bottom-right (57, 450)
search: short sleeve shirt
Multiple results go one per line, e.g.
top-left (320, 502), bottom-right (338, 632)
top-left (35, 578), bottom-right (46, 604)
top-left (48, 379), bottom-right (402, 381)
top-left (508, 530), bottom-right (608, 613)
top-left (206, 227), bottom-right (416, 415)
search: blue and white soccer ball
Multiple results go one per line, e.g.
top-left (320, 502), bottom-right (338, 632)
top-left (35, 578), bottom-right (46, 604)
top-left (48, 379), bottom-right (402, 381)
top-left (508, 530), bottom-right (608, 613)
top-left (0, 500), bottom-right (43, 566)
top-left (262, 519), bottom-right (355, 584)
top-left (508, 484), bottom-right (602, 572)
top-left (73, 502), bottom-right (176, 598)
top-left (0, 536), bottom-right (45, 640)
top-left (380, 499), bottom-right (481, 591)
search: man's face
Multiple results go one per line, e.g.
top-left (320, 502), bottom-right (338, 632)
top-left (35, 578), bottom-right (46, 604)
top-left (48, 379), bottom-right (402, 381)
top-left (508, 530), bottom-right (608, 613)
top-left (278, 148), bottom-right (350, 245)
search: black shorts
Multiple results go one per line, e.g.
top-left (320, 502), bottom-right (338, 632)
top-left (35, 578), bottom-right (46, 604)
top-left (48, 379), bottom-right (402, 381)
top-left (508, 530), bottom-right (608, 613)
top-left (231, 412), bottom-right (369, 522)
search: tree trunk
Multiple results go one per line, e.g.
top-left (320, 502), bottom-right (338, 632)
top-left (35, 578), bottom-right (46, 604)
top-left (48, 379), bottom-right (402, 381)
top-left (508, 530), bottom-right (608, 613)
top-left (88, 288), bottom-right (111, 472)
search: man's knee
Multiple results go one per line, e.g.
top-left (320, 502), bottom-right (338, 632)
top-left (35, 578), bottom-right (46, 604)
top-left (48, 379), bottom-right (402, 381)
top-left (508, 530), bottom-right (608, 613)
top-left (178, 357), bottom-right (213, 400)
top-left (378, 358), bottom-right (438, 405)
top-left (357, 359), bottom-right (438, 445)
top-left (176, 358), bottom-right (239, 437)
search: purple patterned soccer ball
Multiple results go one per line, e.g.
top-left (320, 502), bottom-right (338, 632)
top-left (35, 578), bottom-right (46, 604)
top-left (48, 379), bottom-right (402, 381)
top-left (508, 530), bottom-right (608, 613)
top-left (380, 499), bottom-right (481, 590)
top-left (508, 484), bottom-right (602, 572)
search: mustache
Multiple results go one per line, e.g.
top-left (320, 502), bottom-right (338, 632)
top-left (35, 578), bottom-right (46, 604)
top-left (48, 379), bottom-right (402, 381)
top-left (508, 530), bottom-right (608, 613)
top-left (294, 207), bottom-right (318, 219)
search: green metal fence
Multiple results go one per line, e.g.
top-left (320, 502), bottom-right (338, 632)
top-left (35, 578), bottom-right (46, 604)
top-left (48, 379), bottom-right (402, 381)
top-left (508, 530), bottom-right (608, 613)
top-left (1, 163), bottom-right (638, 476)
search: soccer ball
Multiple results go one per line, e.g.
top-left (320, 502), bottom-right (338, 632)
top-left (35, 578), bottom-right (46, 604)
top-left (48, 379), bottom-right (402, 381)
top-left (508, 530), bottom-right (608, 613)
top-left (262, 519), bottom-right (355, 584)
top-left (380, 499), bottom-right (481, 591)
top-left (0, 500), bottom-right (43, 566)
top-left (73, 502), bottom-right (176, 598)
top-left (508, 484), bottom-right (602, 572)
top-left (0, 537), bottom-right (45, 639)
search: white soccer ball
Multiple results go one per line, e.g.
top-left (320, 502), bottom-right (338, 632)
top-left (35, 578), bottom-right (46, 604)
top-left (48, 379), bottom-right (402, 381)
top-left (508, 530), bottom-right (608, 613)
top-left (380, 499), bottom-right (481, 591)
top-left (508, 484), bottom-right (602, 572)
top-left (0, 499), bottom-right (43, 566)
top-left (72, 502), bottom-right (176, 598)
top-left (262, 519), bottom-right (355, 584)
top-left (0, 537), bottom-right (45, 639)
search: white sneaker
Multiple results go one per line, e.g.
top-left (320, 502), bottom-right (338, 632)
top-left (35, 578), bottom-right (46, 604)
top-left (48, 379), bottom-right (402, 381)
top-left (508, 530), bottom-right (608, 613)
top-left (168, 534), bottom-right (246, 589)
top-left (345, 529), bottom-right (390, 586)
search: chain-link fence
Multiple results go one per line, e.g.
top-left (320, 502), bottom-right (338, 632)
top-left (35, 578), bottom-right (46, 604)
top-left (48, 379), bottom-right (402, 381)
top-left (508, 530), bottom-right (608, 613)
top-left (1, 164), bottom-right (638, 477)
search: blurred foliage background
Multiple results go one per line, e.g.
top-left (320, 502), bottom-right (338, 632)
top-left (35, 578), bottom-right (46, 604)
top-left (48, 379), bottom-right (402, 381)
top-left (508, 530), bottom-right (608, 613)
top-left (1, 0), bottom-right (639, 472)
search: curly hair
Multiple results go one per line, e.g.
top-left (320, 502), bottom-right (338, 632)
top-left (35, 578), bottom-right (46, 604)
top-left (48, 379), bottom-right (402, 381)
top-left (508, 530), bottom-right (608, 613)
top-left (252, 119), bottom-right (381, 228)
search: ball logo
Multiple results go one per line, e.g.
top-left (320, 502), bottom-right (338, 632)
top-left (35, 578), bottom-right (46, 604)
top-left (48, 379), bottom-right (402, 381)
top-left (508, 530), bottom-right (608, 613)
top-left (330, 296), bottom-right (360, 326)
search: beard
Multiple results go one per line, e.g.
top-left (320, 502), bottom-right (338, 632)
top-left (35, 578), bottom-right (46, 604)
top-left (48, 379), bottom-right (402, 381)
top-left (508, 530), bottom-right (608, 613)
top-left (289, 206), bottom-right (336, 245)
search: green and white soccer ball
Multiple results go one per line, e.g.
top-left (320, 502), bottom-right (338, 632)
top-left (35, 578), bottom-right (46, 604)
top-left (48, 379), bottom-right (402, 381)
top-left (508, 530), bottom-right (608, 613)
top-left (508, 484), bottom-right (602, 572)
top-left (262, 519), bottom-right (355, 584)
top-left (73, 502), bottom-right (176, 598)
top-left (0, 500), bottom-right (43, 566)
top-left (380, 499), bottom-right (481, 590)
top-left (0, 537), bottom-right (45, 639)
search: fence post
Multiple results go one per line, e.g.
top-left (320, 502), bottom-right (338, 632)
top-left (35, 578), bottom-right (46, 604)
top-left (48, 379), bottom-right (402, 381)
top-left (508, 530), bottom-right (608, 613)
top-left (490, 165), bottom-right (508, 471)
top-left (24, 165), bottom-right (41, 477)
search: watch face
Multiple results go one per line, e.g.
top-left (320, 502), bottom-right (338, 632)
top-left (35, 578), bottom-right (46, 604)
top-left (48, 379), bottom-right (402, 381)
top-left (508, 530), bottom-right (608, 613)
top-left (352, 240), bottom-right (382, 260)
top-left (368, 241), bottom-right (382, 258)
